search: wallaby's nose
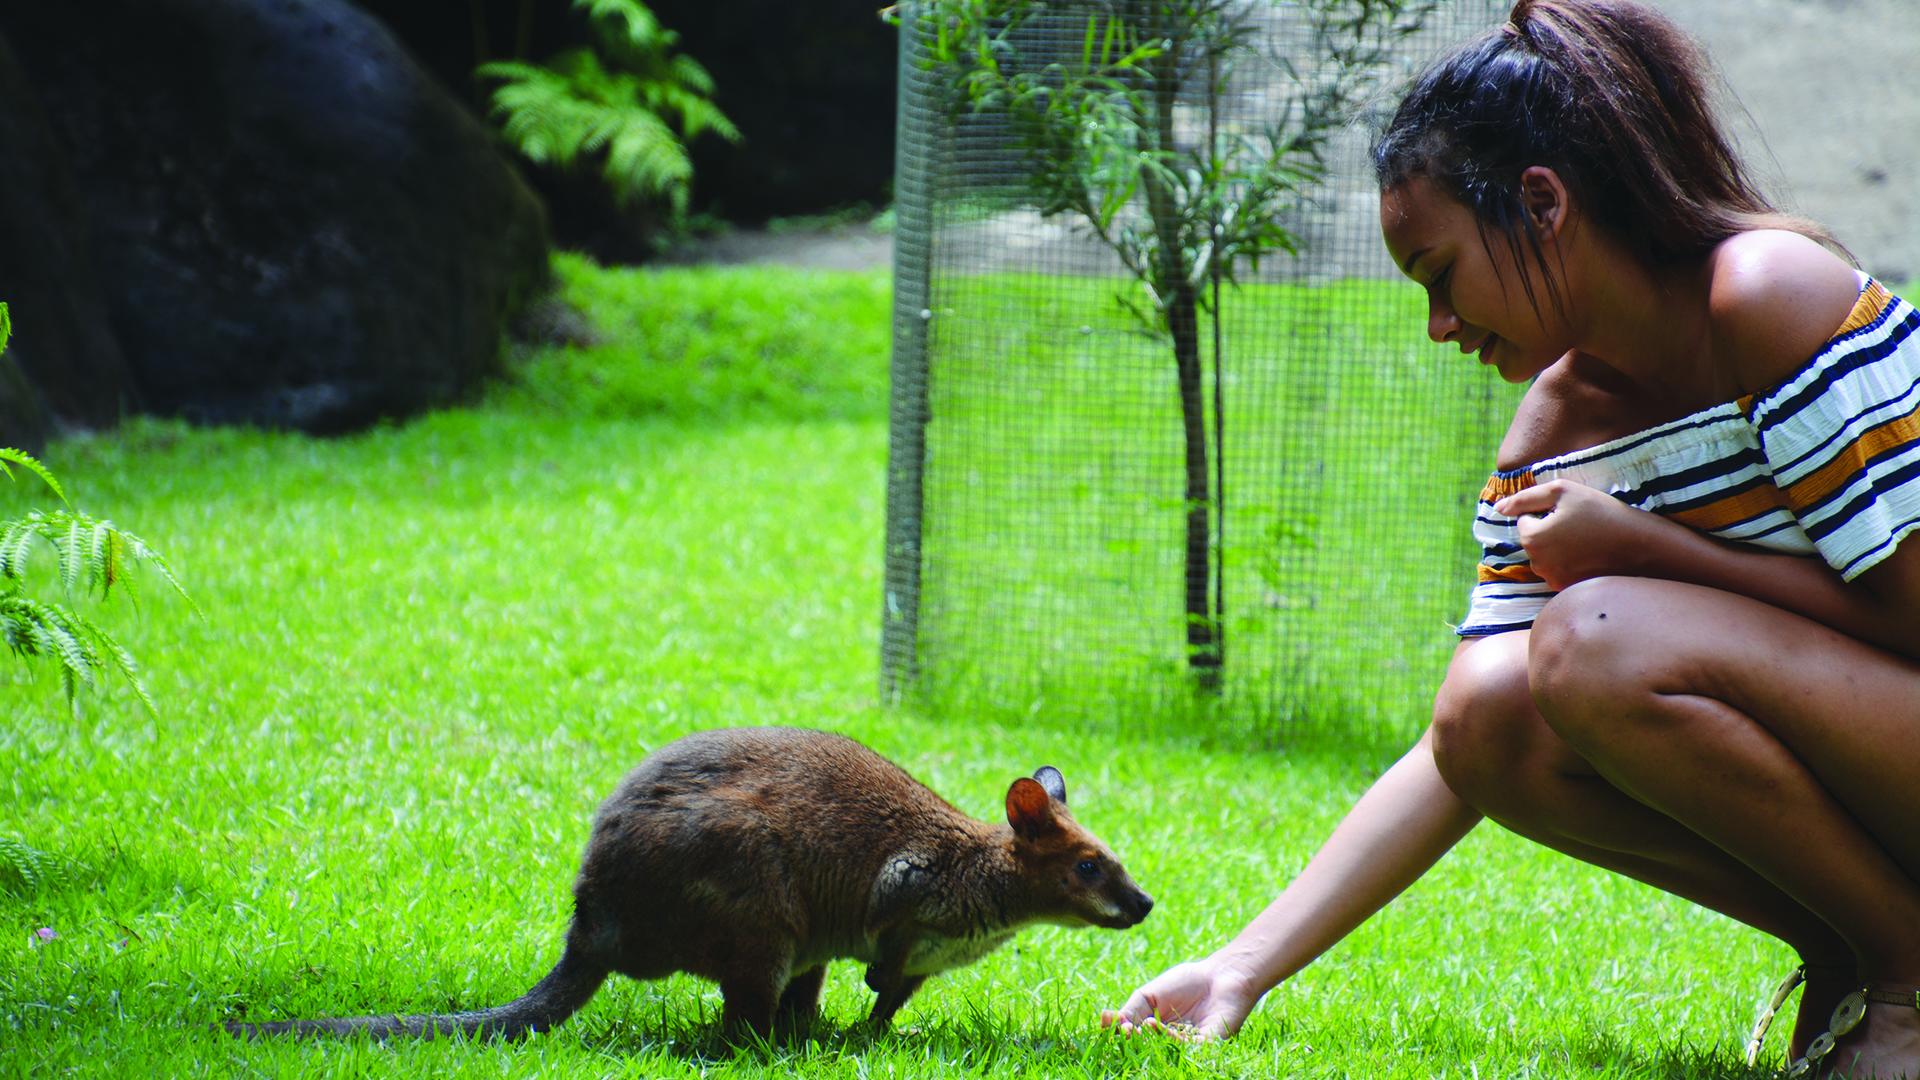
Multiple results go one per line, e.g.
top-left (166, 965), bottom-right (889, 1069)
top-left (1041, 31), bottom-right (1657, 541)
top-left (1131, 891), bottom-right (1155, 922)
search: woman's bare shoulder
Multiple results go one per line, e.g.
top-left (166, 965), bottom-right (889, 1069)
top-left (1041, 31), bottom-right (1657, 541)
top-left (1707, 230), bottom-right (1861, 393)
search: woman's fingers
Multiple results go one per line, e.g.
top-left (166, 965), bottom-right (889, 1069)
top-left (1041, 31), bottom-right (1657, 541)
top-left (1494, 482), bottom-right (1562, 517)
top-left (1101, 986), bottom-right (1161, 1029)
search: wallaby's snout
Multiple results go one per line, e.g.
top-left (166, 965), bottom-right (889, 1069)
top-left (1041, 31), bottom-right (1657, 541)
top-left (1089, 867), bottom-right (1153, 929)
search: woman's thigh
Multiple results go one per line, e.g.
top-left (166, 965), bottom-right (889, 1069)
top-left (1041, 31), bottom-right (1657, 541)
top-left (1529, 575), bottom-right (1920, 875)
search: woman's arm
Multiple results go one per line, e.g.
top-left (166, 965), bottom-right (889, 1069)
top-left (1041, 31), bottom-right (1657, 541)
top-left (1101, 723), bottom-right (1482, 1039)
top-left (1497, 479), bottom-right (1920, 659)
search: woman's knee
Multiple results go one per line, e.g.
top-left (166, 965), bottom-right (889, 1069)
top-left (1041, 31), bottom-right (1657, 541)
top-left (1528, 577), bottom-right (1649, 739)
top-left (1430, 635), bottom-right (1541, 803)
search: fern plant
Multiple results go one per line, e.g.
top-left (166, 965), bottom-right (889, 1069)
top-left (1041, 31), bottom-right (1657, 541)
top-left (479, 0), bottom-right (739, 216)
top-left (0, 306), bottom-right (189, 716)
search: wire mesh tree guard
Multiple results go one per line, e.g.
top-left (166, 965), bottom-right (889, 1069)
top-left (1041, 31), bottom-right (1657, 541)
top-left (882, 0), bottom-right (1518, 747)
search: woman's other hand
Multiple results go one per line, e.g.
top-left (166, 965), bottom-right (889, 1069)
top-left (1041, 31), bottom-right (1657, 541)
top-left (1495, 478), bottom-right (1659, 590)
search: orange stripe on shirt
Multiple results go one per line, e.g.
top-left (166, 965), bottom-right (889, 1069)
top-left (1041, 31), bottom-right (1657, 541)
top-left (1836, 280), bottom-right (1894, 338)
top-left (1480, 471), bottom-right (1536, 502)
top-left (1666, 484), bottom-right (1795, 533)
top-left (1477, 563), bottom-right (1543, 585)
top-left (1782, 402), bottom-right (1920, 510)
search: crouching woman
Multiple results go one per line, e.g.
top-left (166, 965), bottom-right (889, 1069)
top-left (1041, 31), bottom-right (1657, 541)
top-left (1104, 2), bottom-right (1920, 1076)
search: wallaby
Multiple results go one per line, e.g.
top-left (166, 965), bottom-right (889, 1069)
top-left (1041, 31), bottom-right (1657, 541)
top-left (227, 726), bottom-right (1153, 1041)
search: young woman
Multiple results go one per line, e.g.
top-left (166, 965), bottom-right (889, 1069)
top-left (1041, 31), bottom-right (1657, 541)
top-left (1102, 2), bottom-right (1920, 1076)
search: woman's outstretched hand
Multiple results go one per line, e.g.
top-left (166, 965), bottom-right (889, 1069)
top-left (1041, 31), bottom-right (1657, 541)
top-left (1099, 957), bottom-right (1262, 1042)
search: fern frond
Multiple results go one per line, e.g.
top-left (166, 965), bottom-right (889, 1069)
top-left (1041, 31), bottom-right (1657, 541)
top-left (480, 1), bottom-right (733, 216)
top-left (0, 519), bottom-right (35, 580)
top-left (642, 66), bottom-right (740, 142)
top-left (0, 448), bottom-right (67, 504)
top-left (60, 516), bottom-right (84, 593)
top-left (486, 50), bottom-right (699, 210)
top-left (666, 52), bottom-right (716, 97)
top-left (0, 593), bottom-right (160, 717)
top-left (597, 109), bottom-right (690, 209)
top-left (22, 599), bottom-right (100, 691)
top-left (90, 520), bottom-right (118, 597)
top-left (0, 300), bottom-right (10, 356)
top-left (576, 0), bottom-right (664, 49)
top-left (0, 835), bottom-right (75, 897)
top-left (113, 528), bottom-right (194, 615)
top-left (99, 635), bottom-right (157, 718)
top-left (483, 57), bottom-right (604, 169)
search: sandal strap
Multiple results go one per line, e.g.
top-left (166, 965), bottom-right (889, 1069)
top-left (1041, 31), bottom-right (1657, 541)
top-left (1863, 983), bottom-right (1920, 1009)
top-left (1748, 964), bottom-right (1809, 1066)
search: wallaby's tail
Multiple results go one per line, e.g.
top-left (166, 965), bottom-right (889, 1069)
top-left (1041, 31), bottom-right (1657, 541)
top-left (227, 945), bottom-right (608, 1042)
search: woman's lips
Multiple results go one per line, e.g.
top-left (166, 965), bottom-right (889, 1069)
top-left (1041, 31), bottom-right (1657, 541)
top-left (1476, 334), bottom-right (1500, 364)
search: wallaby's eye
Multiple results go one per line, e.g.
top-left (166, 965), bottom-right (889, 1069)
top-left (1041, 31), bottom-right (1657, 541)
top-left (1075, 858), bottom-right (1101, 881)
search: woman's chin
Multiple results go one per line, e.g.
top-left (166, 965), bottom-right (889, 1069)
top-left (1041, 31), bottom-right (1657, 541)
top-left (1487, 340), bottom-right (1548, 383)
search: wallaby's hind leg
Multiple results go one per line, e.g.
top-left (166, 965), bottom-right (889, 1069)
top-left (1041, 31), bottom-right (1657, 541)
top-left (774, 965), bottom-right (826, 1036)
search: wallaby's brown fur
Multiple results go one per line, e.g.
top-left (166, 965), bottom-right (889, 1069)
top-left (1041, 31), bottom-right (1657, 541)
top-left (227, 726), bottom-right (1153, 1041)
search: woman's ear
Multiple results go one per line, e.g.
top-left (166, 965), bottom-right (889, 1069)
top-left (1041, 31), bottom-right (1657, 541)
top-left (1518, 165), bottom-right (1570, 242)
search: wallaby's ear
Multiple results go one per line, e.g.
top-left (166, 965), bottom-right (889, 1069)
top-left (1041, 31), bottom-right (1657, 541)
top-left (1033, 766), bottom-right (1067, 805)
top-left (1006, 777), bottom-right (1059, 840)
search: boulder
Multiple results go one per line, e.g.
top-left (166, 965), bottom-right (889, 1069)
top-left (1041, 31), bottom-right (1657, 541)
top-left (0, 360), bottom-right (50, 455)
top-left (0, 0), bottom-right (550, 434)
top-left (0, 33), bottom-right (134, 449)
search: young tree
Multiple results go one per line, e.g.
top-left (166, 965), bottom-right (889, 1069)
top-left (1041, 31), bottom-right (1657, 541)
top-left (923, 0), bottom-right (1434, 689)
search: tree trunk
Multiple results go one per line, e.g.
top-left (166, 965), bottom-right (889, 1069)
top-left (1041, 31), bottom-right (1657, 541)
top-left (1139, 20), bottom-right (1221, 692)
top-left (1168, 282), bottom-right (1220, 690)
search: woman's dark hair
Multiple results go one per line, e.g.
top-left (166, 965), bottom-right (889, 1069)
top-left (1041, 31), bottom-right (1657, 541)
top-left (1372, 0), bottom-right (1843, 315)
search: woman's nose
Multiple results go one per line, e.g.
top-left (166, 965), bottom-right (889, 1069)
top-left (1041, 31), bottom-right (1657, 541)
top-left (1427, 302), bottom-right (1461, 344)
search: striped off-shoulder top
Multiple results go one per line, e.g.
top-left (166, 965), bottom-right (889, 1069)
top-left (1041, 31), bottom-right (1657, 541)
top-left (1460, 274), bottom-right (1920, 637)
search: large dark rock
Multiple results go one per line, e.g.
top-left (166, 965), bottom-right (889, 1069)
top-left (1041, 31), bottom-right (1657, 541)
top-left (0, 0), bottom-right (550, 434)
top-left (0, 360), bottom-right (51, 456)
top-left (0, 34), bottom-right (134, 450)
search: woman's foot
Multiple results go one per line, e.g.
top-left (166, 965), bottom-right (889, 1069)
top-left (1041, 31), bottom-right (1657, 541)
top-left (1821, 984), bottom-right (1920, 1079)
top-left (1794, 965), bottom-right (1863, 1062)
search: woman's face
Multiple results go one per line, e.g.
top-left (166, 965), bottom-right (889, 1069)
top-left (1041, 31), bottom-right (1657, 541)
top-left (1380, 176), bottom-right (1571, 383)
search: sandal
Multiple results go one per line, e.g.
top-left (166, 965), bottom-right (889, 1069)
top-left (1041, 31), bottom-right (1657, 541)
top-left (1787, 982), bottom-right (1920, 1079)
top-left (1749, 965), bottom-right (1809, 1066)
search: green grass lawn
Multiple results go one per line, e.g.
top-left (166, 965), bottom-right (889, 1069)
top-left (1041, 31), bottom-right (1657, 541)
top-left (0, 257), bottom-right (1802, 1077)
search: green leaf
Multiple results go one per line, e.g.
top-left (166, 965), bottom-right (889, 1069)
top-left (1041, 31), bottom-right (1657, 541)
top-left (60, 517), bottom-right (83, 594)
top-left (0, 449), bottom-right (67, 504)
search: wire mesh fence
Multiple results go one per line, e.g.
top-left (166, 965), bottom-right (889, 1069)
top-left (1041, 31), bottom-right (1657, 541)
top-left (883, 0), bottom-right (1520, 750)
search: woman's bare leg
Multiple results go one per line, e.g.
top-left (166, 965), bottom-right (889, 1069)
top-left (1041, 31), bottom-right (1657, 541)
top-left (1432, 631), bottom-right (1854, 1057)
top-left (1528, 577), bottom-right (1920, 1076)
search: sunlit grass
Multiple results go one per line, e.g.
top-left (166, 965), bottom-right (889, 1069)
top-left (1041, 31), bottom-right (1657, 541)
top-left (0, 258), bottom-right (1794, 1077)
